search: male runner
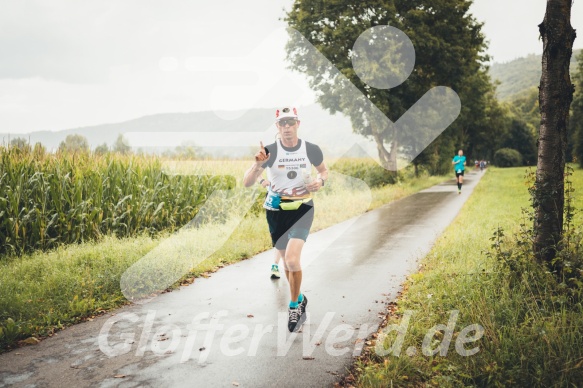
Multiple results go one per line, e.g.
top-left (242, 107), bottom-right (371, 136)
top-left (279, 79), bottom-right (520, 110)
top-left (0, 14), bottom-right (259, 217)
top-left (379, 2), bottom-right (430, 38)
top-left (243, 106), bottom-right (328, 332)
top-left (452, 149), bottom-right (466, 194)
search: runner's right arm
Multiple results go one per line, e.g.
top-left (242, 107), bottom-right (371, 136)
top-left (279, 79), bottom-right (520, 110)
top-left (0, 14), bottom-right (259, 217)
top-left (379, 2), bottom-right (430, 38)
top-left (243, 142), bottom-right (270, 187)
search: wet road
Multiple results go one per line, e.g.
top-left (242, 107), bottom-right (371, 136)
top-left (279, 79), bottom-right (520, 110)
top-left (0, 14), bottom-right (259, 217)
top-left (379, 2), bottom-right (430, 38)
top-left (0, 171), bottom-right (483, 388)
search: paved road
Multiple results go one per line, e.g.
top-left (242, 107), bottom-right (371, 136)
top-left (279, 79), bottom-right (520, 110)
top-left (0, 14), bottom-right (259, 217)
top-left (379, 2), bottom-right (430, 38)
top-left (0, 171), bottom-right (484, 388)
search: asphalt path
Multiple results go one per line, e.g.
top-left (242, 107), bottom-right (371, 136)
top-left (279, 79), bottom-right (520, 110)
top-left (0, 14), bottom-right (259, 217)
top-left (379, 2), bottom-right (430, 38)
top-left (0, 170), bottom-right (484, 388)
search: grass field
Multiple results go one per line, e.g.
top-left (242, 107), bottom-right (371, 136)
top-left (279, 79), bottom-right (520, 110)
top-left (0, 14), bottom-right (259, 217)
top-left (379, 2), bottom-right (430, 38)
top-left (0, 159), bottom-right (448, 351)
top-left (353, 166), bottom-right (583, 387)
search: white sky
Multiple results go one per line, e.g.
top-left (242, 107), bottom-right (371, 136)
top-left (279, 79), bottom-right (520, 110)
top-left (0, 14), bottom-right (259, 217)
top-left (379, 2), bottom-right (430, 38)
top-left (1, 0), bottom-right (582, 134)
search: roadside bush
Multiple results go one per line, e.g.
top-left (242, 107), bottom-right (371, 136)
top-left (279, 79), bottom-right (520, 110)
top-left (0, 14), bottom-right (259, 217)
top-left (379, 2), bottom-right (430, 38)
top-left (481, 168), bottom-right (583, 386)
top-left (494, 148), bottom-right (523, 167)
top-left (331, 158), bottom-right (400, 187)
top-left (352, 167), bottom-right (583, 387)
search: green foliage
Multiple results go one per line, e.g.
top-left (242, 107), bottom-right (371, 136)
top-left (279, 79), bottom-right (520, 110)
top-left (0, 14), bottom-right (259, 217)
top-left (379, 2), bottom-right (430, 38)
top-left (571, 50), bottom-right (583, 167)
top-left (162, 141), bottom-right (205, 160)
top-left (9, 137), bottom-right (30, 151)
top-left (284, 0), bottom-right (496, 172)
top-left (112, 134), bottom-right (131, 155)
top-left (497, 50), bottom-right (582, 164)
top-left (482, 226), bottom-right (583, 386)
top-left (482, 167), bottom-right (583, 382)
top-left (522, 166), bottom-right (583, 290)
top-left (94, 142), bottom-right (109, 155)
top-left (507, 92), bottom-right (576, 165)
top-left (493, 148), bottom-right (522, 167)
top-left (507, 86), bottom-right (540, 133)
top-left (58, 134), bottom-right (89, 153)
top-left (490, 54), bottom-right (544, 100)
top-left (454, 73), bottom-right (509, 161)
top-left (0, 147), bottom-right (233, 256)
top-left (176, 144), bottom-right (200, 159)
top-left (490, 50), bottom-right (581, 100)
top-left (354, 167), bottom-right (583, 387)
top-left (331, 158), bottom-right (400, 187)
top-left (413, 139), bottom-right (458, 176)
top-left (32, 142), bottom-right (46, 157)
top-left (501, 119), bottom-right (537, 166)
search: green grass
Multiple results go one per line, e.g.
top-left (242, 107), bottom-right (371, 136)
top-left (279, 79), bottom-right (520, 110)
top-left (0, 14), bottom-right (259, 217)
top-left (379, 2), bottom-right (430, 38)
top-left (354, 166), bottom-right (583, 387)
top-left (0, 162), bottom-right (448, 351)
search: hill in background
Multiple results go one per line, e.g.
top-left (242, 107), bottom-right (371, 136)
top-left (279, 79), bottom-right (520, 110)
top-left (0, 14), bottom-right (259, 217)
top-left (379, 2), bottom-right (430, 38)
top-left (0, 104), bottom-right (375, 159)
top-left (489, 49), bottom-right (581, 100)
top-left (4, 50), bottom-right (582, 158)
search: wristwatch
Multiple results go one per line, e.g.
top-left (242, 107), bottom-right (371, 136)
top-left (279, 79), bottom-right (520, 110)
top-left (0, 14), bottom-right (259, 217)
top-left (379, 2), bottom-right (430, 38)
top-left (319, 177), bottom-right (325, 186)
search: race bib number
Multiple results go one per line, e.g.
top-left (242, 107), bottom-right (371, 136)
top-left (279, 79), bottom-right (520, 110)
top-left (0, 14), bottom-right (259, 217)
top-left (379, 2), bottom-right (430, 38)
top-left (263, 190), bottom-right (281, 211)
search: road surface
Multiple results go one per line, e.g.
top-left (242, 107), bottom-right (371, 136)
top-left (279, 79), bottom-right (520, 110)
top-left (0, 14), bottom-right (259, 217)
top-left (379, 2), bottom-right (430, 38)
top-left (0, 171), bottom-right (484, 388)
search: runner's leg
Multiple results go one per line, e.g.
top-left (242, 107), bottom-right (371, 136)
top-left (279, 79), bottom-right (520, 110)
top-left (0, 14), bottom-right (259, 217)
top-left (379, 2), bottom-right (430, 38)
top-left (283, 238), bottom-right (304, 303)
top-left (271, 249), bottom-right (282, 279)
top-left (278, 249), bottom-right (287, 278)
top-left (274, 250), bottom-right (281, 265)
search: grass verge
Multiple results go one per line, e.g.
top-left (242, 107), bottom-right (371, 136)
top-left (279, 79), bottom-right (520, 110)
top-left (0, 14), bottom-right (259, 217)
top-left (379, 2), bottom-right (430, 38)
top-left (0, 167), bottom-right (448, 351)
top-left (351, 166), bottom-right (583, 387)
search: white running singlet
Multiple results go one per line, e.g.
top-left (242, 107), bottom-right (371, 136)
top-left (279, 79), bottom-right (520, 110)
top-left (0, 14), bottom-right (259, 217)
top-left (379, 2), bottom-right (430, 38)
top-left (267, 140), bottom-right (312, 199)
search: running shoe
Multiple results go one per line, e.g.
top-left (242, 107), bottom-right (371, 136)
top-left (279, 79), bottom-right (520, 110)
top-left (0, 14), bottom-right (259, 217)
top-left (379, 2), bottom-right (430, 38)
top-left (288, 305), bottom-right (307, 332)
top-left (299, 294), bottom-right (308, 312)
top-left (271, 264), bottom-right (281, 279)
top-left (288, 307), bottom-right (300, 332)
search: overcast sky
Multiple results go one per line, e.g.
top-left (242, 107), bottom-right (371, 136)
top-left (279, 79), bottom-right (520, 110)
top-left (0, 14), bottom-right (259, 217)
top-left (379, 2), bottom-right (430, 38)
top-left (1, 0), bottom-right (582, 134)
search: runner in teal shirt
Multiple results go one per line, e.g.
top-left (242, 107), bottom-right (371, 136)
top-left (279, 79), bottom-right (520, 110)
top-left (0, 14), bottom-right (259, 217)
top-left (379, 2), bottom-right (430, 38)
top-left (452, 149), bottom-right (466, 194)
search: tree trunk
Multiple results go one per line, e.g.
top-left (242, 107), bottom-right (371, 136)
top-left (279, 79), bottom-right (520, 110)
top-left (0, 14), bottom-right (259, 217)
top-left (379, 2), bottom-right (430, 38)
top-left (388, 138), bottom-right (398, 171)
top-left (534, 0), bottom-right (576, 262)
top-left (371, 129), bottom-right (398, 171)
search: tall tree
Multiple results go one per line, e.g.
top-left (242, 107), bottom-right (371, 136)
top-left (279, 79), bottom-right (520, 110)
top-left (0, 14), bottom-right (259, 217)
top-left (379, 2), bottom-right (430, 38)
top-left (10, 137), bottom-right (30, 151)
top-left (502, 119), bottom-right (538, 166)
top-left (571, 50), bottom-right (583, 166)
top-left (113, 134), bottom-right (131, 155)
top-left (533, 0), bottom-right (576, 262)
top-left (508, 87), bottom-right (540, 135)
top-left (452, 70), bottom-right (508, 162)
top-left (175, 141), bottom-right (202, 160)
top-left (284, 0), bottom-right (490, 172)
top-left (58, 134), bottom-right (89, 153)
top-left (94, 142), bottom-right (109, 155)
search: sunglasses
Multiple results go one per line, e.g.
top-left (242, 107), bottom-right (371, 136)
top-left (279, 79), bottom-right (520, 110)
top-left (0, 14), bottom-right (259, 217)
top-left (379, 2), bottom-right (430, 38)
top-left (277, 118), bottom-right (298, 126)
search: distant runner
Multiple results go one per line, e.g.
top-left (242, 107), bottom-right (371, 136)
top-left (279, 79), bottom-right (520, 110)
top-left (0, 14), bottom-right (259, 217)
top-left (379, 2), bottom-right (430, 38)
top-left (452, 149), bottom-right (466, 194)
top-left (243, 106), bottom-right (328, 332)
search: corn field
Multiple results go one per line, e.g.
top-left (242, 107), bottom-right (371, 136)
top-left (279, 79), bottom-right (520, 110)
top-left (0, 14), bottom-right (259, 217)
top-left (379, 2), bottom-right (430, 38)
top-left (0, 147), bottom-right (234, 256)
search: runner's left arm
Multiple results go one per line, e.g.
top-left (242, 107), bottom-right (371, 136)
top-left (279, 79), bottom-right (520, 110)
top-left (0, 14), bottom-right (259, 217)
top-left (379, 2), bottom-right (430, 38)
top-left (306, 162), bottom-right (328, 192)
